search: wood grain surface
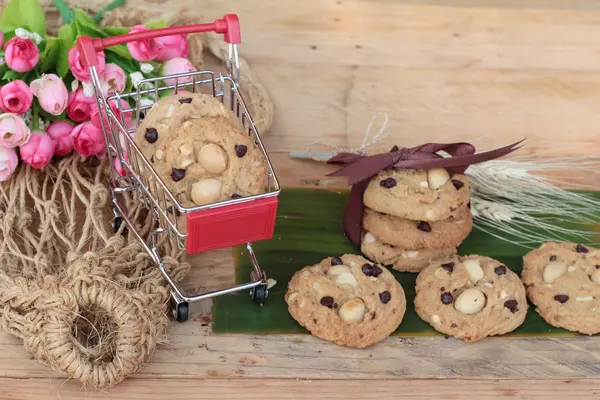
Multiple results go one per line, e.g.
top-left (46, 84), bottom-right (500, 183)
top-left (5, 0), bottom-right (600, 398)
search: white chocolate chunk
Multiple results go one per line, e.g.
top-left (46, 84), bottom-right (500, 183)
top-left (166, 104), bottom-right (175, 117)
top-left (338, 298), bottom-right (366, 323)
top-left (500, 290), bottom-right (508, 300)
top-left (576, 296), bottom-right (594, 302)
top-left (363, 232), bottom-right (376, 244)
top-left (404, 250), bottom-right (419, 259)
top-left (425, 209), bottom-right (436, 220)
top-left (568, 266), bottom-right (576, 272)
top-left (542, 261), bottom-right (567, 284)
top-left (312, 282), bottom-right (320, 290)
top-left (197, 143), bottom-right (228, 174)
top-left (427, 168), bottom-right (450, 190)
top-left (287, 292), bottom-right (298, 302)
top-left (327, 265), bottom-right (351, 277)
top-left (301, 271), bottom-right (310, 277)
top-left (454, 288), bottom-right (486, 315)
top-left (154, 145), bottom-right (166, 161)
top-left (463, 259), bottom-right (484, 283)
top-left (482, 282), bottom-right (493, 288)
top-left (591, 269), bottom-right (600, 285)
top-left (335, 272), bottom-right (358, 288)
top-left (420, 180), bottom-right (429, 188)
top-left (191, 179), bottom-right (222, 206)
top-left (431, 315), bottom-right (441, 324)
top-left (179, 143), bottom-right (194, 155)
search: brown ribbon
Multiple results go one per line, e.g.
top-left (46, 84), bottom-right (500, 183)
top-left (326, 140), bottom-right (525, 248)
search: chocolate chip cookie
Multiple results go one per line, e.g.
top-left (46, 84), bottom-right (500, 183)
top-left (362, 168), bottom-right (470, 221)
top-left (414, 255), bottom-right (528, 341)
top-left (285, 254), bottom-right (406, 348)
top-left (134, 92), bottom-right (241, 162)
top-left (361, 231), bottom-right (457, 272)
top-left (151, 116), bottom-right (267, 208)
top-left (522, 242), bottom-right (600, 335)
top-left (363, 206), bottom-right (472, 250)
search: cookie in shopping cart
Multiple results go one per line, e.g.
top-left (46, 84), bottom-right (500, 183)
top-left (135, 93), bottom-right (242, 162)
top-left (285, 254), bottom-right (406, 348)
top-left (153, 116), bottom-right (267, 207)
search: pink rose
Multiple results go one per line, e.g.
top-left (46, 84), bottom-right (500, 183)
top-left (100, 63), bottom-right (126, 95)
top-left (155, 34), bottom-right (189, 62)
top-left (114, 152), bottom-right (130, 177)
top-left (161, 57), bottom-right (197, 87)
top-left (90, 98), bottom-right (132, 131)
top-left (0, 113), bottom-right (31, 148)
top-left (47, 121), bottom-right (75, 156)
top-left (29, 74), bottom-right (69, 116)
top-left (20, 132), bottom-right (55, 169)
top-left (0, 80), bottom-right (33, 114)
top-left (0, 146), bottom-right (18, 181)
top-left (66, 88), bottom-right (96, 123)
top-left (68, 47), bottom-right (106, 82)
top-left (4, 37), bottom-right (39, 73)
top-left (72, 122), bottom-right (106, 156)
top-left (126, 25), bottom-right (161, 62)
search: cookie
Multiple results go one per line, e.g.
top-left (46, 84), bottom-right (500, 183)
top-left (134, 92), bottom-right (241, 162)
top-left (152, 116), bottom-right (267, 208)
top-left (414, 255), bottom-right (528, 342)
top-left (363, 206), bottom-right (473, 250)
top-left (285, 254), bottom-right (406, 348)
top-left (522, 242), bottom-right (600, 335)
top-left (361, 231), bottom-right (457, 272)
top-left (362, 168), bottom-right (470, 221)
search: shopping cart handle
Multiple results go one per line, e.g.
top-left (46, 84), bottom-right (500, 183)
top-left (77, 14), bottom-right (241, 68)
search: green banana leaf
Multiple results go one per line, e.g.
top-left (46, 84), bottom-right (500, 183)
top-left (212, 188), bottom-right (600, 337)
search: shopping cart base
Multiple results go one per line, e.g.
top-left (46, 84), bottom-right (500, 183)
top-left (251, 284), bottom-right (269, 304)
top-left (171, 300), bottom-right (189, 323)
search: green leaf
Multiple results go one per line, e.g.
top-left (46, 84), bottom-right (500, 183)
top-left (103, 26), bottom-right (129, 36)
top-left (91, 0), bottom-right (125, 24)
top-left (0, 0), bottom-right (46, 37)
top-left (106, 44), bottom-right (133, 61)
top-left (72, 8), bottom-right (107, 38)
top-left (145, 20), bottom-right (167, 29)
top-left (2, 70), bottom-right (23, 82)
top-left (37, 38), bottom-right (62, 73)
top-left (39, 108), bottom-right (66, 122)
top-left (56, 24), bottom-right (75, 78)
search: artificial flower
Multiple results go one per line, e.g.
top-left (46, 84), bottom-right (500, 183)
top-left (0, 146), bottom-right (18, 181)
top-left (100, 63), bottom-right (127, 95)
top-left (0, 113), bottom-right (31, 148)
top-left (161, 57), bottom-right (197, 87)
top-left (67, 88), bottom-right (96, 123)
top-left (68, 47), bottom-right (106, 82)
top-left (90, 98), bottom-right (133, 130)
top-left (0, 80), bottom-right (33, 114)
top-left (72, 122), bottom-right (106, 156)
top-left (19, 131), bottom-right (55, 169)
top-left (126, 25), bottom-right (161, 61)
top-left (4, 37), bottom-right (39, 72)
top-left (29, 74), bottom-right (69, 115)
top-left (155, 34), bottom-right (189, 62)
top-left (46, 121), bottom-right (75, 156)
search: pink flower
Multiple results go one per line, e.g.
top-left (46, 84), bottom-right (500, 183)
top-left (161, 57), bottom-right (197, 87)
top-left (46, 121), bottom-right (75, 156)
top-left (114, 152), bottom-right (130, 177)
top-left (155, 34), bottom-right (189, 62)
top-left (4, 37), bottom-right (39, 73)
top-left (68, 47), bottom-right (106, 82)
top-left (19, 132), bottom-right (55, 169)
top-left (0, 80), bottom-right (33, 114)
top-left (0, 113), bottom-right (31, 148)
top-left (100, 63), bottom-right (126, 95)
top-left (0, 146), bottom-right (18, 181)
top-left (127, 25), bottom-right (161, 62)
top-left (67, 88), bottom-right (96, 123)
top-left (29, 74), bottom-right (69, 116)
top-left (90, 98), bottom-right (132, 130)
top-left (72, 122), bottom-right (106, 156)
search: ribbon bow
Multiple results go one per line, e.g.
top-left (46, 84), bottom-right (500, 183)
top-left (326, 140), bottom-right (525, 248)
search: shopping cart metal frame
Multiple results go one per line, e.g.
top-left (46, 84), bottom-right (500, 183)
top-left (76, 14), bottom-right (281, 322)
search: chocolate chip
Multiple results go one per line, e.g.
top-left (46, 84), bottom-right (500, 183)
top-left (371, 312), bottom-right (377, 319)
top-left (494, 265), bottom-right (507, 275)
top-left (178, 97), bottom-right (192, 104)
top-left (361, 263), bottom-right (374, 276)
top-left (417, 221), bottom-right (432, 232)
top-left (451, 179), bottom-right (464, 190)
top-left (333, 303), bottom-right (339, 309)
top-left (450, 323), bottom-right (457, 328)
top-left (440, 287), bottom-right (445, 291)
top-left (390, 145), bottom-right (399, 152)
top-left (235, 144), bottom-right (248, 157)
top-left (550, 255), bottom-right (557, 261)
top-left (576, 244), bottom-right (589, 253)
top-left (150, 155), bottom-right (154, 163)
top-left (144, 128), bottom-right (158, 143)
top-left (171, 168), bottom-right (186, 182)
top-left (379, 291), bottom-right (391, 304)
top-left (504, 299), bottom-right (518, 313)
top-left (467, 201), bottom-right (471, 209)
top-left (167, 206), bottom-right (180, 216)
top-left (554, 294), bottom-right (569, 303)
top-left (441, 263), bottom-right (454, 273)
top-left (380, 178), bottom-right (397, 188)
top-left (440, 292), bottom-right (453, 304)
top-left (331, 257), bottom-right (343, 266)
top-left (231, 194), bottom-right (242, 199)
top-left (320, 296), bottom-right (335, 308)
top-left (596, 265), bottom-right (600, 269)
top-left (372, 265), bottom-right (383, 277)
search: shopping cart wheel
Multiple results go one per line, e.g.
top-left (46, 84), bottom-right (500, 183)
top-left (251, 284), bottom-right (268, 305)
top-left (172, 301), bottom-right (189, 323)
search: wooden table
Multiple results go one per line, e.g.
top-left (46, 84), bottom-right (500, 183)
top-left (6, 0), bottom-right (600, 398)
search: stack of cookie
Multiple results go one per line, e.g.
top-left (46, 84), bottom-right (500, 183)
top-left (360, 166), bottom-right (473, 272)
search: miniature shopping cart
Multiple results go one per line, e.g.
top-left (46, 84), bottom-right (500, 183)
top-left (76, 14), bottom-right (281, 322)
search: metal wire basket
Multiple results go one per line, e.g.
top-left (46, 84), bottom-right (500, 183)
top-left (76, 14), bottom-right (281, 322)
